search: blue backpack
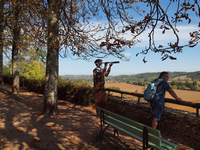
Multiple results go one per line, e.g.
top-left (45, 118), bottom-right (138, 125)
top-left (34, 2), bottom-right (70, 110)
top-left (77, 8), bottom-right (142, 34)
top-left (144, 79), bottom-right (163, 101)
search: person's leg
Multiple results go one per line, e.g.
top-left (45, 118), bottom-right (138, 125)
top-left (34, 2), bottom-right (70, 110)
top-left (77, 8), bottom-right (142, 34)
top-left (95, 91), bottom-right (101, 116)
top-left (102, 90), bottom-right (107, 109)
top-left (152, 118), bottom-right (158, 129)
top-left (150, 101), bottom-right (161, 129)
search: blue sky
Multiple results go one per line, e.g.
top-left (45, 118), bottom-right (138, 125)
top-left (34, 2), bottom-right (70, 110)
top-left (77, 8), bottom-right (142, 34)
top-left (59, 41), bottom-right (200, 76)
top-left (59, 1), bottom-right (200, 76)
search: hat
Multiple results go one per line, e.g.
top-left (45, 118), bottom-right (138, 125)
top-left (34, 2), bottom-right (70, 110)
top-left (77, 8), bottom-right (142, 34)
top-left (94, 59), bottom-right (102, 64)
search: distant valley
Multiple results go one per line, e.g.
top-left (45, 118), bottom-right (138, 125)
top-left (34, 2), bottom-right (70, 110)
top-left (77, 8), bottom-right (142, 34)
top-left (61, 71), bottom-right (200, 81)
top-left (61, 71), bottom-right (200, 92)
top-left (61, 75), bottom-right (92, 79)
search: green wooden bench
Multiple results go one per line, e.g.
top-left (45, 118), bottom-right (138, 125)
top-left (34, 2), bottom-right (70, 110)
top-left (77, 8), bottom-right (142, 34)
top-left (96, 107), bottom-right (179, 150)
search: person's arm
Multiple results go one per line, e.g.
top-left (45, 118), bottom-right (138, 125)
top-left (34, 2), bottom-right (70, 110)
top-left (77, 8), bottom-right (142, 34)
top-left (101, 63), bottom-right (108, 76)
top-left (104, 62), bottom-right (113, 77)
top-left (168, 89), bottom-right (182, 101)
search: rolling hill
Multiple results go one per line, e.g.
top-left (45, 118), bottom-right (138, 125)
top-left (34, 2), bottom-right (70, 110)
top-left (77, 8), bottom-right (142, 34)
top-left (61, 71), bottom-right (200, 81)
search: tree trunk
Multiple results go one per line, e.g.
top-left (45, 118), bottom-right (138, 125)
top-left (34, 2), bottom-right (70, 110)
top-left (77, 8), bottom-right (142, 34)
top-left (43, 0), bottom-right (60, 115)
top-left (12, 1), bottom-right (20, 94)
top-left (0, 0), bottom-right (4, 85)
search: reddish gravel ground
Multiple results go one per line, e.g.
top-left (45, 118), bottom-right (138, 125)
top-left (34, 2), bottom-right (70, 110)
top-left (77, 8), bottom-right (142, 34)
top-left (0, 84), bottom-right (196, 150)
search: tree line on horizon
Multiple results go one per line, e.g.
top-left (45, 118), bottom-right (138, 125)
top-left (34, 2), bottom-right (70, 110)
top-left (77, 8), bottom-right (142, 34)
top-left (60, 71), bottom-right (200, 91)
top-left (61, 71), bottom-right (200, 81)
top-left (108, 71), bottom-right (200, 91)
top-left (110, 71), bottom-right (200, 82)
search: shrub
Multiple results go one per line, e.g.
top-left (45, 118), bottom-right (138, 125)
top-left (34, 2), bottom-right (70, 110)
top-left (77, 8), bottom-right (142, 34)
top-left (58, 80), bottom-right (94, 106)
top-left (107, 86), bottom-right (120, 90)
top-left (3, 75), bottom-right (13, 84)
top-left (3, 75), bottom-right (95, 106)
top-left (23, 78), bottom-right (45, 94)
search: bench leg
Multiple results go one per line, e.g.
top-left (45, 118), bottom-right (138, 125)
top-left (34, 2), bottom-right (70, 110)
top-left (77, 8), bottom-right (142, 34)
top-left (114, 128), bottom-right (119, 137)
top-left (96, 124), bottom-right (109, 142)
top-left (143, 126), bottom-right (149, 150)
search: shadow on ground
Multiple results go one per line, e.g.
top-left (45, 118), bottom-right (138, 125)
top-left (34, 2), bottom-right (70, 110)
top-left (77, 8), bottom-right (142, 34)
top-left (0, 84), bottom-right (197, 150)
top-left (0, 85), bottom-right (139, 150)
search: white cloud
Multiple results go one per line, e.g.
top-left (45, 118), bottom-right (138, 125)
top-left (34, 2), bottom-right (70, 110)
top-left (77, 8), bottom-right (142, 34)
top-left (83, 19), bottom-right (199, 49)
top-left (128, 25), bottom-right (199, 47)
top-left (124, 53), bottom-right (131, 56)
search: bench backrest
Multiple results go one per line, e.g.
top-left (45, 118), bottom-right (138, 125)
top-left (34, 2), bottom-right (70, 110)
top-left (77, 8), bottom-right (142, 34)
top-left (97, 107), bottom-right (162, 147)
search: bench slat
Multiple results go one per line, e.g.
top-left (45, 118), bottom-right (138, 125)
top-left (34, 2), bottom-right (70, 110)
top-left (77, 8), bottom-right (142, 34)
top-left (105, 120), bottom-right (168, 150)
top-left (98, 108), bottom-right (161, 137)
top-left (104, 115), bottom-right (162, 146)
top-left (97, 107), bottom-right (178, 150)
top-left (161, 138), bottom-right (179, 149)
top-left (161, 143), bottom-right (176, 150)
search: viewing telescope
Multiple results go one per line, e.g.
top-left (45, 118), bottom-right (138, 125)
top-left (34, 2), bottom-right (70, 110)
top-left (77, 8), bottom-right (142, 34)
top-left (102, 61), bottom-right (120, 64)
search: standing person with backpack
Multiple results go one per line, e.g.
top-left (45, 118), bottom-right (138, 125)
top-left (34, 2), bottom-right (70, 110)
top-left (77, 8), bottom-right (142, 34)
top-left (150, 71), bottom-right (182, 129)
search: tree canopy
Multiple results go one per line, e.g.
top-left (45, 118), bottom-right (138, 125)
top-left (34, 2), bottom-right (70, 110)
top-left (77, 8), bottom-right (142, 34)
top-left (98, 0), bottom-right (200, 62)
top-left (2, 0), bottom-right (199, 63)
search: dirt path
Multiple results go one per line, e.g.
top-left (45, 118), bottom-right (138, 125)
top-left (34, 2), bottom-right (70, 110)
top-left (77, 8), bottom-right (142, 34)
top-left (0, 84), bottom-right (194, 150)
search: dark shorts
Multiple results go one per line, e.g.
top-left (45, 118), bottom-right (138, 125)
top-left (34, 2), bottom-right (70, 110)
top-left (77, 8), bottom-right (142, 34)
top-left (150, 101), bottom-right (164, 121)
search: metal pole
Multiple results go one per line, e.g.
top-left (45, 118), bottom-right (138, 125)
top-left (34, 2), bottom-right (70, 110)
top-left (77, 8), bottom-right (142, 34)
top-left (138, 97), bottom-right (140, 104)
top-left (196, 108), bottom-right (199, 117)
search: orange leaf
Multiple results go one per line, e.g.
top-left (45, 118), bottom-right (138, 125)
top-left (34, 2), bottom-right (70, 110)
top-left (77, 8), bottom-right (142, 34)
top-left (184, 8), bottom-right (187, 13)
top-left (162, 54), bottom-right (168, 61)
top-left (169, 56), bottom-right (177, 60)
top-left (188, 19), bottom-right (191, 24)
top-left (143, 57), bottom-right (147, 63)
top-left (193, 38), bottom-right (197, 42)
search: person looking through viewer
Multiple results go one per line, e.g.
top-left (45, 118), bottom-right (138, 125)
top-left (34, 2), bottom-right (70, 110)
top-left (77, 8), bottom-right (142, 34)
top-left (151, 71), bottom-right (182, 129)
top-left (93, 59), bottom-right (113, 114)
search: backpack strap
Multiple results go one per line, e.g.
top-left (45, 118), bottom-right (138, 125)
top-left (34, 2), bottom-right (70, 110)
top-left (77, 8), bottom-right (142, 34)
top-left (154, 79), bottom-right (163, 85)
top-left (154, 79), bottom-right (164, 94)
